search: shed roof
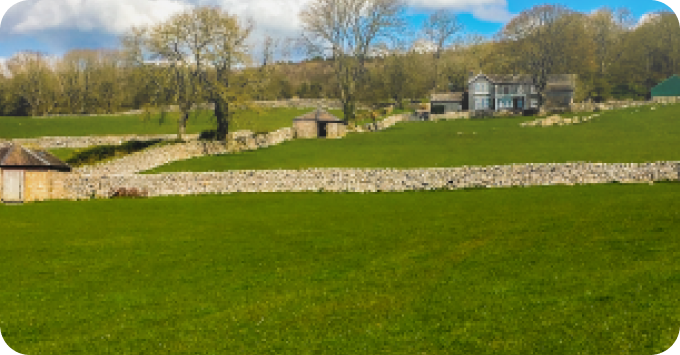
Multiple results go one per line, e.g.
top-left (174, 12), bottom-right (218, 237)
top-left (651, 75), bottom-right (680, 97)
top-left (0, 143), bottom-right (71, 171)
top-left (431, 92), bottom-right (464, 102)
top-left (293, 109), bottom-right (344, 122)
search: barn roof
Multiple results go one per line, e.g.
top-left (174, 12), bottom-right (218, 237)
top-left (294, 109), bottom-right (343, 122)
top-left (651, 75), bottom-right (680, 97)
top-left (431, 92), bottom-right (464, 102)
top-left (0, 143), bottom-right (71, 171)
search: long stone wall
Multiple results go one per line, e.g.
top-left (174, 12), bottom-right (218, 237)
top-left (1, 134), bottom-right (200, 149)
top-left (569, 100), bottom-right (671, 113)
top-left (23, 161), bottom-right (679, 201)
top-left (76, 128), bottom-right (295, 175)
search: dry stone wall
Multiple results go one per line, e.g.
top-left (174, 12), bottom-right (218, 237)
top-left (1, 134), bottom-right (200, 149)
top-left (521, 114), bottom-right (601, 127)
top-left (38, 161), bottom-right (679, 201)
top-left (76, 128), bottom-right (295, 175)
top-left (569, 100), bottom-right (671, 113)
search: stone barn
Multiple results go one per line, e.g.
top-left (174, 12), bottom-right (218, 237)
top-left (293, 110), bottom-right (347, 139)
top-left (0, 143), bottom-right (71, 203)
top-left (430, 92), bottom-right (464, 114)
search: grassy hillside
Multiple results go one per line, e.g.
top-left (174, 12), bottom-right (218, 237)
top-left (0, 108), bottom-right (313, 139)
top-left (148, 104), bottom-right (680, 173)
top-left (0, 184), bottom-right (678, 354)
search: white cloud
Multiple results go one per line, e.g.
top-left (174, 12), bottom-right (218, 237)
top-left (408, 0), bottom-right (513, 22)
top-left (10, 0), bottom-right (192, 34)
top-left (0, 0), bottom-right (514, 60)
top-left (411, 38), bottom-right (437, 54)
top-left (0, 56), bottom-right (8, 76)
top-left (635, 12), bottom-right (662, 28)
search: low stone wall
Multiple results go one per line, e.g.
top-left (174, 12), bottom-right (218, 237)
top-left (569, 100), bottom-right (660, 113)
top-left (430, 112), bottom-right (470, 121)
top-left (652, 96), bottom-right (680, 104)
top-left (253, 99), bottom-right (343, 110)
top-left (77, 128), bottom-right (295, 175)
top-left (2, 134), bottom-right (200, 149)
top-left (28, 161), bottom-right (678, 201)
top-left (351, 114), bottom-right (410, 133)
top-left (521, 114), bottom-right (601, 127)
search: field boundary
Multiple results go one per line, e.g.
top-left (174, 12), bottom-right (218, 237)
top-left (8, 161), bottom-right (678, 202)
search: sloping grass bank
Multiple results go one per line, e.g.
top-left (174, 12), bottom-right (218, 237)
top-left (147, 104), bottom-right (680, 172)
top-left (0, 183), bottom-right (678, 354)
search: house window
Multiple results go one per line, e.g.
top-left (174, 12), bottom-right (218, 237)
top-left (475, 98), bottom-right (489, 110)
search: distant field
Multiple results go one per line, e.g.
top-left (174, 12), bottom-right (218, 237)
top-left (147, 104), bottom-right (680, 173)
top-left (0, 184), bottom-right (678, 354)
top-left (0, 107), bottom-right (314, 139)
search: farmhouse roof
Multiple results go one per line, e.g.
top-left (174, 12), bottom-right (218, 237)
top-left (469, 73), bottom-right (576, 87)
top-left (293, 109), bottom-right (343, 122)
top-left (431, 92), bottom-right (464, 102)
top-left (0, 143), bottom-right (71, 171)
top-left (485, 74), bottom-right (534, 84)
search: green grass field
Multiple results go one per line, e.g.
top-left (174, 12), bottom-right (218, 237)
top-left (147, 104), bottom-right (680, 173)
top-left (0, 108), bottom-right (314, 139)
top-left (0, 184), bottom-right (678, 354)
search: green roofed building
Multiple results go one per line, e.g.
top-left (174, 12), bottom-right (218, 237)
top-left (651, 75), bottom-right (680, 102)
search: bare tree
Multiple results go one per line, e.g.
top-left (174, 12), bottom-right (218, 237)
top-left (497, 4), bottom-right (574, 107)
top-left (422, 10), bottom-right (464, 93)
top-left (299, 0), bottom-right (406, 123)
top-left (121, 6), bottom-right (255, 140)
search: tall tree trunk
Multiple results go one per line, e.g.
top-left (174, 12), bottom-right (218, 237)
top-left (214, 99), bottom-right (229, 141)
top-left (177, 111), bottom-right (188, 140)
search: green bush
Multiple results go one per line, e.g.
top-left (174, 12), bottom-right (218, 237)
top-left (198, 130), bottom-right (218, 141)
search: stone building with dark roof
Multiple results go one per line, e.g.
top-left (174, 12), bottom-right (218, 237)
top-left (430, 92), bottom-right (465, 114)
top-left (1, 143), bottom-right (71, 203)
top-left (293, 109), bottom-right (347, 139)
top-left (468, 73), bottom-right (575, 114)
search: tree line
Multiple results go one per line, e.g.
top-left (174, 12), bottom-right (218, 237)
top-left (0, 2), bottom-right (678, 138)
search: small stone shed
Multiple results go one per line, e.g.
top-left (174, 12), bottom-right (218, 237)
top-left (293, 109), bottom-right (347, 139)
top-left (430, 92), bottom-right (464, 114)
top-left (0, 143), bottom-right (71, 203)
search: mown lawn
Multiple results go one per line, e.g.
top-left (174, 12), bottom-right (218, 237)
top-left (147, 104), bottom-right (680, 173)
top-left (0, 183), bottom-right (679, 354)
top-left (0, 108), bottom-right (313, 139)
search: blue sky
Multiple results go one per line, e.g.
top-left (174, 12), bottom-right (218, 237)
top-left (0, 0), bottom-right (677, 61)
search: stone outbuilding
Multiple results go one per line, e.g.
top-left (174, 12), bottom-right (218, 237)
top-left (293, 109), bottom-right (347, 139)
top-left (0, 143), bottom-right (71, 203)
top-left (430, 92), bottom-right (465, 114)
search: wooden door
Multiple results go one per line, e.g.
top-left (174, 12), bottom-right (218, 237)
top-left (2, 170), bottom-right (24, 202)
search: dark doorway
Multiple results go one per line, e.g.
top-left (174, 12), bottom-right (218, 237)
top-left (513, 97), bottom-right (524, 110)
top-left (431, 105), bottom-right (445, 114)
top-left (317, 122), bottom-right (328, 138)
